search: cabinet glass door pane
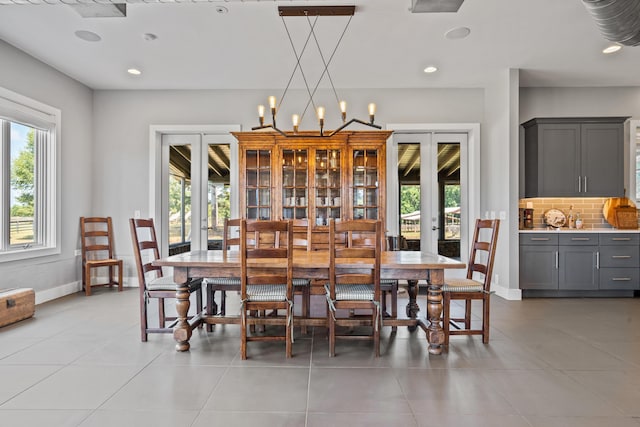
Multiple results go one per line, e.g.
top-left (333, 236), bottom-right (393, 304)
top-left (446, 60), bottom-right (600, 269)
top-left (353, 149), bottom-right (378, 220)
top-left (282, 149), bottom-right (308, 220)
top-left (245, 149), bottom-right (271, 219)
top-left (315, 149), bottom-right (341, 226)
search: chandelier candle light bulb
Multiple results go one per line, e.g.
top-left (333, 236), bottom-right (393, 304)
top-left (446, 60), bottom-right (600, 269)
top-left (292, 114), bottom-right (300, 133)
top-left (258, 105), bottom-right (265, 127)
top-left (317, 106), bottom-right (325, 136)
top-left (368, 103), bottom-right (376, 123)
top-left (340, 100), bottom-right (347, 122)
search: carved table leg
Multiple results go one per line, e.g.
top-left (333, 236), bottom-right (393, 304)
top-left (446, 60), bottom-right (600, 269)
top-left (405, 279), bottom-right (420, 332)
top-left (425, 269), bottom-right (445, 355)
top-left (173, 268), bottom-right (192, 352)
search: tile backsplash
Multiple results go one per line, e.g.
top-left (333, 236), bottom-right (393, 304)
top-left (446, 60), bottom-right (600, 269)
top-left (519, 197), bottom-right (639, 230)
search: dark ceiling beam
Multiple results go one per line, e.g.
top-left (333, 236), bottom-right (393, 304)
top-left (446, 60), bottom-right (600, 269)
top-left (278, 5), bottom-right (355, 16)
top-left (403, 151), bottom-right (421, 177)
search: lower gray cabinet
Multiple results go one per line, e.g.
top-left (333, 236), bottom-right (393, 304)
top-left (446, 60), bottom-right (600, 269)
top-left (558, 245), bottom-right (598, 290)
top-left (520, 232), bottom-right (640, 295)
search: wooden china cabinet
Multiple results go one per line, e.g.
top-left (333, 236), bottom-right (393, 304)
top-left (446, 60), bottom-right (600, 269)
top-left (233, 130), bottom-right (391, 246)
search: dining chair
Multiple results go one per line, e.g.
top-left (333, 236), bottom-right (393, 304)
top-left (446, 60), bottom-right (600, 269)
top-left (240, 219), bottom-right (294, 359)
top-left (292, 218), bottom-right (312, 334)
top-left (442, 218), bottom-right (500, 345)
top-left (129, 218), bottom-right (203, 342)
top-left (325, 219), bottom-right (383, 357)
top-left (205, 218), bottom-right (242, 331)
top-left (79, 216), bottom-right (123, 296)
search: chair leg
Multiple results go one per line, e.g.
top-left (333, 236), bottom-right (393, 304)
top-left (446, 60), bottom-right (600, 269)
top-left (391, 284), bottom-right (398, 333)
top-left (140, 294), bottom-right (148, 342)
top-left (328, 308), bottom-right (336, 357)
top-left (241, 307), bottom-right (247, 360)
top-left (373, 308), bottom-right (380, 357)
top-left (159, 298), bottom-right (166, 327)
top-left (117, 261), bottom-right (123, 292)
top-left (482, 294), bottom-right (490, 344)
top-left (286, 306), bottom-right (293, 358)
top-left (85, 267), bottom-right (92, 296)
top-left (196, 288), bottom-right (203, 329)
top-left (443, 292), bottom-right (450, 346)
top-left (220, 291), bottom-right (227, 316)
top-left (301, 287), bottom-right (309, 335)
top-left (464, 299), bottom-right (472, 329)
top-left (206, 284), bottom-right (214, 332)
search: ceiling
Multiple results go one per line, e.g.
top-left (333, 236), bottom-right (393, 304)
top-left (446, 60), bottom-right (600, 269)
top-left (1, 0), bottom-right (639, 91)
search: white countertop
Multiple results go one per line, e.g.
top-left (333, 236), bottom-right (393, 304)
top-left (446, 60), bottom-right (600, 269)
top-left (520, 228), bottom-right (640, 233)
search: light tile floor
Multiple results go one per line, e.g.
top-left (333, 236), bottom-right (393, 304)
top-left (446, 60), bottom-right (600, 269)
top-left (1, 288), bottom-right (640, 427)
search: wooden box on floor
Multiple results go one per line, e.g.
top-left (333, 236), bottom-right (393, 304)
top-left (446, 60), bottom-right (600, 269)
top-left (0, 288), bottom-right (35, 328)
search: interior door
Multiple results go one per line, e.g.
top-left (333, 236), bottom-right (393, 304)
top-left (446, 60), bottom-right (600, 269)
top-left (160, 133), bottom-right (237, 254)
top-left (391, 132), bottom-right (468, 264)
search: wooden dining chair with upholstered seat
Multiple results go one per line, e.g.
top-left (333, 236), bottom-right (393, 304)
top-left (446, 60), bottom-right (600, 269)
top-left (325, 219), bottom-right (382, 357)
top-left (205, 218), bottom-right (242, 331)
top-left (80, 216), bottom-right (123, 296)
top-left (292, 218), bottom-right (312, 334)
top-left (240, 219), bottom-right (294, 359)
top-left (130, 218), bottom-right (203, 342)
top-left (442, 219), bottom-right (500, 345)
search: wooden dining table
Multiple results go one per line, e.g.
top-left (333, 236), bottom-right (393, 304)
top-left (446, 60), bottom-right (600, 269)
top-left (153, 250), bottom-right (465, 355)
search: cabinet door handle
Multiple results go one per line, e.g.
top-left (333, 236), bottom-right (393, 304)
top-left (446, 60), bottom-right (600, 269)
top-left (611, 255), bottom-right (631, 259)
top-left (578, 176), bottom-right (581, 193)
top-left (596, 251), bottom-right (600, 269)
top-left (555, 251), bottom-right (559, 269)
top-left (612, 238), bottom-right (632, 241)
top-left (612, 277), bottom-right (632, 281)
top-left (584, 176), bottom-right (587, 193)
top-left (530, 237), bottom-right (550, 241)
top-left (571, 237), bottom-right (591, 241)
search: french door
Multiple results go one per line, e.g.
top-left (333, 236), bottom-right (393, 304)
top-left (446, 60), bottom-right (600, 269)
top-left (157, 129), bottom-right (239, 255)
top-left (389, 130), bottom-right (473, 270)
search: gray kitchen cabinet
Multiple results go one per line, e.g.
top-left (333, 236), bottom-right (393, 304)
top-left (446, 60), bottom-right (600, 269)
top-left (519, 233), bottom-right (558, 290)
top-left (521, 117), bottom-right (627, 198)
top-left (520, 232), bottom-right (639, 296)
top-left (598, 234), bottom-right (640, 291)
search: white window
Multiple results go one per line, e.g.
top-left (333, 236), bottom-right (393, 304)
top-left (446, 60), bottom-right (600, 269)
top-left (0, 87), bottom-right (60, 261)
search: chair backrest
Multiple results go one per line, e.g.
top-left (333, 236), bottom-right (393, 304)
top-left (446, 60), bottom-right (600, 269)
top-left (328, 219), bottom-right (382, 299)
top-left (240, 219), bottom-right (293, 300)
top-left (292, 218), bottom-right (312, 251)
top-left (467, 219), bottom-right (500, 292)
top-left (222, 218), bottom-right (242, 252)
top-left (80, 217), bottom-right (116, 263)
top-left (129, 218), bottom-right (164, 289)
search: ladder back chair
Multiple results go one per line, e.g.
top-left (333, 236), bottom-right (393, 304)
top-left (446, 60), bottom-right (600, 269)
top-left (240, 219), bottom-right (294, 359)
top-left (291, 218), bottom-right (312, 334)
top-left (129, 218), bottom-right (203, 342)
top-left (205, 218), bottom-right (242, 331)
top-left (79, 216), bottom-right (123, 296)
top-left (443, 219), bottom-right (500, 345)
top-left (325, 219), bottom-right (383, 357)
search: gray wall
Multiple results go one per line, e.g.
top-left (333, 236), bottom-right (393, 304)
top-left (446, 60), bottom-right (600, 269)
top-left (0, 40), bottom-right (94, 302)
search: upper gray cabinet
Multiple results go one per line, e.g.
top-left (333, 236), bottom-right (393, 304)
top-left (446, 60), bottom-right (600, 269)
top-left (521, 117), bottom-right (628, 198)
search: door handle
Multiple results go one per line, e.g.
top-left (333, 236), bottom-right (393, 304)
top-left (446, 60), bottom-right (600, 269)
top-left (432, 226), bottom-right (439, 231)
top-left (578, 176), bottom-right (581, 192)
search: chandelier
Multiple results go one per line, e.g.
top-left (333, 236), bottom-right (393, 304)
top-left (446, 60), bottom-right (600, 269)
top-left (252, 5), bottom-right (381, 138)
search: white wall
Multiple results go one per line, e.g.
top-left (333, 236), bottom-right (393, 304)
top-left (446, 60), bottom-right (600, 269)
top-left (0, 40), bottom-right (94, 302)
top-left (92, 87), bottom-right (485, 274)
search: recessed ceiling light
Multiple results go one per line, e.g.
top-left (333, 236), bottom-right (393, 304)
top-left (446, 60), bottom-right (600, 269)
top-left (74, 30), bottom-right (101, 42)
top-left (424, 66), bottom-right (438, 73)
top-left (216, 6), bottom-right (228, 14)
top-left (602, 44), bottom-right (622, 54)
top-left (445, 26), bottom-right (471, 40)
top-left (143, 33), bottom-right (158, 41)
top-left (127, 68), bottom-right (142, 76)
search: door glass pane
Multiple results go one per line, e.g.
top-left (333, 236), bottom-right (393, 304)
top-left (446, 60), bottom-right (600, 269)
top-left (398, 143), bottom-right (420, 250)
top-left (282, 148), bottom-right (307, 220)
top-left (9, 122), bottom-right (36, 246)
top-left (169, 145), bottom-right (192, 250)
top-left (315, 149), bottom-right (340, 226)
top-left (438, 143), bottom-right (460, 258)
top-left (353, 149), bottom-right (378, 220)
top-left (246, 149), bottom-right (271, 219)
top-left (206, 143), bottom-right (231, 249)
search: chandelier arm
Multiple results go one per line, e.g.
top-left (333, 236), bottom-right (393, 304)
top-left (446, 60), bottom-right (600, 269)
top-left (326, 118), bottom-right (382, 137)
top-left (280, 15), bottom-right (318, 114)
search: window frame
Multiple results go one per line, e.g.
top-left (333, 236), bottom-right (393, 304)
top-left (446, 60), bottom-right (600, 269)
top-left (0, 87), bottom-right (61, 262)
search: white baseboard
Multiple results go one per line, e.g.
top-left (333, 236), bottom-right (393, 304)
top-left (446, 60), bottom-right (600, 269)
top-left (35, 281), bottom-right (81, 305)
top-left (35, 276), bottom-right (140, 305)
top-left (493, 285), bottom-right (521, 300)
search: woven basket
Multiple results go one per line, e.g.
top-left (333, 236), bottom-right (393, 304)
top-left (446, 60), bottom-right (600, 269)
top-left (614, 205), bottom-right (638, 229)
